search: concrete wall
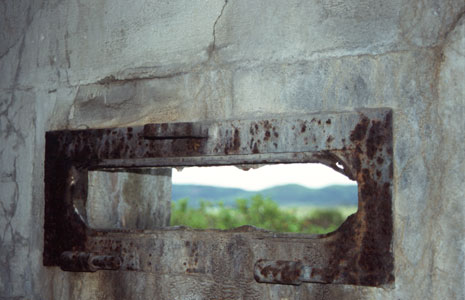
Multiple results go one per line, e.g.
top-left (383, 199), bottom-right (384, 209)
top-left (87, 169), bottom-right (172, 230)
top-left (1, 0), bottom-right (464, 299)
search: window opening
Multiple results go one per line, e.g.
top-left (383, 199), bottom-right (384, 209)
top-left (171, 164), bottom-right (357, 234)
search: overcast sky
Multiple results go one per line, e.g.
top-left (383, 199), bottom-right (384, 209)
top-left (172, 163), bottom-right (356, 191)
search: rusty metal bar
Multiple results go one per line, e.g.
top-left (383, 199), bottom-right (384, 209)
top-left (60, 251), bottom-right (122, 272)
top-left (143, 122), bottom-right (208, 140)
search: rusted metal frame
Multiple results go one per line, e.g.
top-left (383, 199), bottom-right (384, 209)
top-left (44, 109), bottom-right (393, 287)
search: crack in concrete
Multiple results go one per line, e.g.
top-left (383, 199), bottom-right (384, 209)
top-left (76, 0), bottom-right (229, 86)
top-left (211, 0), bottom-right (228, 54)
top-left (0, 1), bottom-right (43, 64)
top-left (406, 9), bottom-right (465, 299)
top-left (95, 71), bottom-right (189, 85)
top-left (7, 0), bottom-right (32, 95)
top-left (0, 0), bottom-right (43, 145)
top-left (0, 4), bottom-right (35, 295)
top-left (0, 156), bottom-right (19, 296)
top-left (1, 95), bottom-right (28, 144)
top-left (427, 8), bottom-right (465, 119)
top-left (76, 47), bottom-right (425, 88)
top-left (441, 7), bottom-right (465, 46)
top-left (63, 29), bottom-right (71, 85)
top-left (78, 1), bottom-right (464, 87)
top-left (0, 41), bottom-right (20, 62)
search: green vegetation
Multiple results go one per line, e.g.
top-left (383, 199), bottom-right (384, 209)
top-left (170, 194), bottom-right (356, 234)
top-left (172, 184), bottom-right (358, 207)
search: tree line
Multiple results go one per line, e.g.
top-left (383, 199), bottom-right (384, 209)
top-left (171, 194), bottom-right (350, 234)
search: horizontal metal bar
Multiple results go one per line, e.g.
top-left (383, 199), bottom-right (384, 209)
top-left (254, 259), bottom-right (326, 285)
top-left (60, 251), bottom-right (122, 272)
top-left (143, 122), bottom-right (208, 139)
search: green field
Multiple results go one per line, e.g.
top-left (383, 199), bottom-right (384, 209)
top-left (170, 194), bottom-right (357, 234)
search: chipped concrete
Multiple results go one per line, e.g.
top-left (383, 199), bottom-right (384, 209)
top-left (1, 0), bottom-right (464, 299)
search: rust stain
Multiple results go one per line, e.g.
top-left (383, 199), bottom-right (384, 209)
top-left (254, 260), bottom-right (303, 285)
top-left (224, 128), bottom-right (241, 154)
top-left (264, 130), bottom-right (271, 141)
top-left (350, 116), bottom-right (369, 142)
top-left (318, 111), bottom-right (393, 286)
top-left (252, 142), bottom-right (259, 154)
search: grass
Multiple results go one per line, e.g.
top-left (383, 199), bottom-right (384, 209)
top-left (170, 194), bottom-right (357, 234)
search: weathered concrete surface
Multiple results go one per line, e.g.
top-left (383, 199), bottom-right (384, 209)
top-left (87, 169), bottom-right (172, 230)
top-left (1, 0), bottom-right (464, 299)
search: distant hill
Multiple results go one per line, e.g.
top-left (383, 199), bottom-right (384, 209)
top-left (172, 184), bottom-right (358, 207)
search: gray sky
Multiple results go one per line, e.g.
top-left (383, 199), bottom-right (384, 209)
top-left (172, 163), bottom-right (356, 191)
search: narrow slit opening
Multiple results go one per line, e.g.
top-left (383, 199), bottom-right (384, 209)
top-left (86, 163), bottom-right (357, 234)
